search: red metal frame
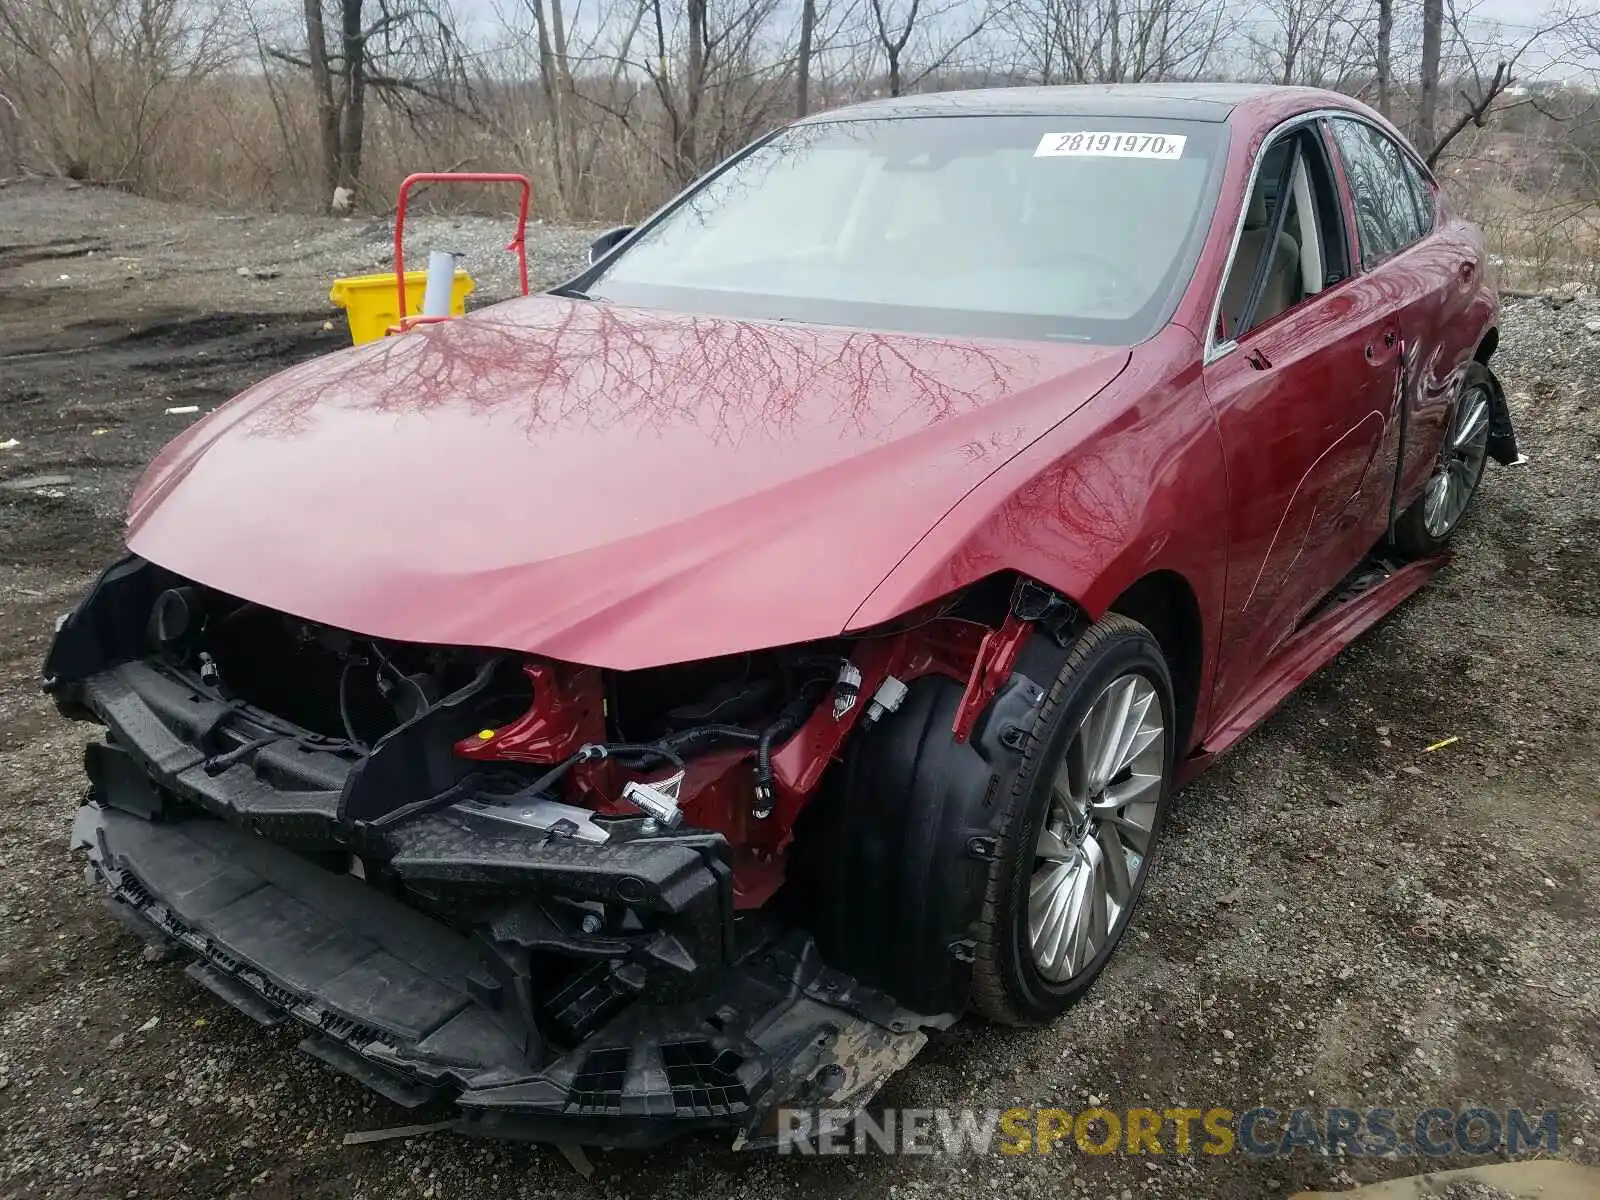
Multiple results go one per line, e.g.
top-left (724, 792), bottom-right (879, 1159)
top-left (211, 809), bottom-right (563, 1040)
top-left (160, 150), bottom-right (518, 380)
top-left (453, 616), bottom-right (1008, 908)
top-left (453, 662), bottom-right (605, 763)
top-left (392, 172), bottom-right (533, 332)
top-left (950, 612), bottom-right (1030, 745)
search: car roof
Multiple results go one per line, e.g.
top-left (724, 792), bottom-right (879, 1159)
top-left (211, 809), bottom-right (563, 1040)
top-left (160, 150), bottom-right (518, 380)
top-left (802, 83), bottom-right (1344, 125)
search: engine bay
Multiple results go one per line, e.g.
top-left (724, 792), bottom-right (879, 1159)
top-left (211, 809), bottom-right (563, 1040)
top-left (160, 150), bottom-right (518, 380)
top-left (50, 559), bottom-right (1040, 909)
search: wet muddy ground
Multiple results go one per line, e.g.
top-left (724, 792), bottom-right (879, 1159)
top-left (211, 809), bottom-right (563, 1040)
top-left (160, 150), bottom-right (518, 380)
top-left (1, 181), bottom-right (1597, 1199)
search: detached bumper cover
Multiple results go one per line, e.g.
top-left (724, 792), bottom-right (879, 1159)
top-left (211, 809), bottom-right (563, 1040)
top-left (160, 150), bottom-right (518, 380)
top-left (64, 656), bottom-right (936, 1147)
top-left (76, 802), bottom-right (930, 1146)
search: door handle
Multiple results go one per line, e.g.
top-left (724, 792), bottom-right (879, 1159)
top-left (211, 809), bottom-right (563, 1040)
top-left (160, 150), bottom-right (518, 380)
top-left (1458, 260), bottom-right (1477, 282)
top-left (1383, 328), bottom-right (1398, 348)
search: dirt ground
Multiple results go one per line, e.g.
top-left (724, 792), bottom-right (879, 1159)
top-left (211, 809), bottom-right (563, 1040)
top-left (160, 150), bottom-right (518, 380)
top-left (1, 180), bottom-right (1597, 1200)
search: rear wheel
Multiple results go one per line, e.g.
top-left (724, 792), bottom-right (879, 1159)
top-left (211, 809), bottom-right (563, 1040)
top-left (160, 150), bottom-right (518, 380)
top-left (970, 614), bottom-right (1175, 1025)
top-left (1393, 362), bottom-right (1494, 558)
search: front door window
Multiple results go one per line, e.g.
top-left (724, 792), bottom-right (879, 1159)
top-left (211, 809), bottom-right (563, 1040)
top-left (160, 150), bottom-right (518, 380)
top-left (1218, 125), bottom-right (1350, 341)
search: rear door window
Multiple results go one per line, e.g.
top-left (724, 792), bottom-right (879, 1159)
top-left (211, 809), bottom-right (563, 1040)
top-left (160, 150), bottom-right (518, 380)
top-left (1327, 118), bottom-right (1428, 267)
top-left (1401, 154), bottom-right (1437, 236)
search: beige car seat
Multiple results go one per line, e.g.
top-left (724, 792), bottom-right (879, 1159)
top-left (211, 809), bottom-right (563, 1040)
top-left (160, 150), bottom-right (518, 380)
top-left (1222, 185), bottom-right (1301, 337)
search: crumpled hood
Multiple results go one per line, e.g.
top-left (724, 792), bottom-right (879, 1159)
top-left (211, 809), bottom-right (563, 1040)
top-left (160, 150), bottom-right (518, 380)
top-left (128, 297), bottom-right (1129, 668)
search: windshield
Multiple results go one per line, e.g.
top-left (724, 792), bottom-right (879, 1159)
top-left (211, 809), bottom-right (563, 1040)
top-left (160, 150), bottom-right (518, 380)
top-left (586, 114), bottom-right (1227, 343)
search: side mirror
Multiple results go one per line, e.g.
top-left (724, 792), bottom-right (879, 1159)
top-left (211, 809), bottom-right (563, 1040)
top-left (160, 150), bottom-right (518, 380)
top-left (588, 225), bottom-right (635, 265)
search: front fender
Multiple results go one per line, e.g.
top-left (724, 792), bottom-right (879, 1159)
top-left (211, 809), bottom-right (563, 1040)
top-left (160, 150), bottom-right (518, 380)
top-left (849, 325), bottom-right (1226, 735)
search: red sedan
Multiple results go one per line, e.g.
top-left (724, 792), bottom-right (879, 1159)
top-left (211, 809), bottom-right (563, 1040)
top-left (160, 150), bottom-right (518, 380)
top-left (46, 83), bottom-right (1517, 1145)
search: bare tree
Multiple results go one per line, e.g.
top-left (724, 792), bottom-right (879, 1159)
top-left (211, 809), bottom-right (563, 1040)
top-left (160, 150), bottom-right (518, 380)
top-left (0, 0), bottom-right (236, 186)
top-left (1421, 0), bottom-right (1589, 166)
top-left (565, 0), bottom-right (791, 187)
top-left (1001, 0), bottom-right (1228, 85)
top-left (1375, 0), bottom-right (1392, 115)
top-left (526, 0), bottom-right (579, 199)
top-left (1417, 0), bottom-right (1442, 151)
top-left (863, 0), bottom-right (994, 97)
top-left (271, 0), bottom-right (474, 209)
top-left (482, 0), bottom-right (655, 215)
top-left (797, 0), bottom-right (817, 115)
top-left (864, 0), bottom-right (913, 96)
top-left (796, 0), bottom-right (874, 114)
top-left (1248, 0), bottom-right (1372, 88)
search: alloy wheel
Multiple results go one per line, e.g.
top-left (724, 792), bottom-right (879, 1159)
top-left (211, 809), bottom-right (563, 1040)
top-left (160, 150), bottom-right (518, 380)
top-left (1422, 383), bottom-right (1492, 539)
top-left (1028, 673), bottom-right (1165, 983)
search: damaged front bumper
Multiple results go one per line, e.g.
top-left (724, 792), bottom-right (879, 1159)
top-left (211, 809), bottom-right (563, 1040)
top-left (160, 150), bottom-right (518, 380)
top-left (62, 656), bottom-right (938, 1147)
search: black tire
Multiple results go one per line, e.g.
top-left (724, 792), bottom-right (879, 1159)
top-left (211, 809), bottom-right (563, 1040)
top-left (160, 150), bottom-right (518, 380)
top-left (969, 614), bottom-right (1176, 1026)
top-left (1392, 361), bottom-right (1496, 559)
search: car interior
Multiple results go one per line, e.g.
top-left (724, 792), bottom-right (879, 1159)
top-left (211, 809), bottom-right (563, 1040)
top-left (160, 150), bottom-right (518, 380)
top-left (1220, 127), bottom-right (1347, 341)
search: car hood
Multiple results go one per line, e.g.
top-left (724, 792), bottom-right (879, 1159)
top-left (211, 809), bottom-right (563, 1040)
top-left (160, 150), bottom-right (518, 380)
top-left (128, 297), bottom-right (1129, 669)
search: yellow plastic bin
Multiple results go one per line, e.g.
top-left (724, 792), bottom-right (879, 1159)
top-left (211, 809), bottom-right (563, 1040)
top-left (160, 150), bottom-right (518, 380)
top-left (329, 268), bottom-right (476, 345)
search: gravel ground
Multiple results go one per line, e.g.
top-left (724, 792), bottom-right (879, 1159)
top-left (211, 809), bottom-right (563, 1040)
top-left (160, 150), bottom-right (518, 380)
top-left (0, 177), bottom-right (594, 313)
top-left (1, 180), bottom-right (1597, 1200)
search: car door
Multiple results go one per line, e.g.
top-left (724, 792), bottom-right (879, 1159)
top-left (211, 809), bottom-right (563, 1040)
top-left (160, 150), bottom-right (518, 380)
top-left (1324, 115), bottom-right (1479, 525)
top-left (1203, 118), bottom-right (1405, 720)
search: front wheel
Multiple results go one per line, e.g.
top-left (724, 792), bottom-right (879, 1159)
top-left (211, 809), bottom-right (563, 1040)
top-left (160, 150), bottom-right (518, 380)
top-left (1393, 362), bottom-right (1495, 558)
top-left (970, 614), bottom-right (1175, 1026)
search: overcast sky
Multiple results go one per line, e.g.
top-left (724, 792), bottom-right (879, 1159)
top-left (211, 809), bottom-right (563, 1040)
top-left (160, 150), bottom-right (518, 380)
top-left (455, 0), bottom-right (1597, 82)
top-left (1470, 0), bottom-right (1558, 22)
top-left (458, 0), bottom-right (1574, 34)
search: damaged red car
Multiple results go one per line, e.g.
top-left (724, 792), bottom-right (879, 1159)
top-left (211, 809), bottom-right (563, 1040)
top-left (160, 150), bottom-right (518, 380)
top-left (47, 83), bottom-right (1518, 1146)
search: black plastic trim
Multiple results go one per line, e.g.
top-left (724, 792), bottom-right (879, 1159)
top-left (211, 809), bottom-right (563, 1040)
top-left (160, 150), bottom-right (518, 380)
top-left (74, 803), bottom-right (935, 1147)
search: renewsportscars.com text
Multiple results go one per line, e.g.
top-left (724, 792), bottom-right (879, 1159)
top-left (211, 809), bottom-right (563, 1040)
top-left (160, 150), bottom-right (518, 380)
top-left (776, 1105), bottom-right (1560, 1158)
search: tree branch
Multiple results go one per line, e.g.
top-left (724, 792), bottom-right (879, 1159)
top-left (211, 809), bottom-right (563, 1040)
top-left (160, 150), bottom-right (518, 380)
top-left (1426, 59), bottom-right (1509, 167)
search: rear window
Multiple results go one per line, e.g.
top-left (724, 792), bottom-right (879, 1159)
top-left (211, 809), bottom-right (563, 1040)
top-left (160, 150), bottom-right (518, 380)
top-left (588, 115), bottom-right (1229, 343)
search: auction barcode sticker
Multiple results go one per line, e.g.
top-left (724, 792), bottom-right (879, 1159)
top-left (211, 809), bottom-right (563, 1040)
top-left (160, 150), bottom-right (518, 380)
top-left (1034, 132), bottom-right (1187, 159)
